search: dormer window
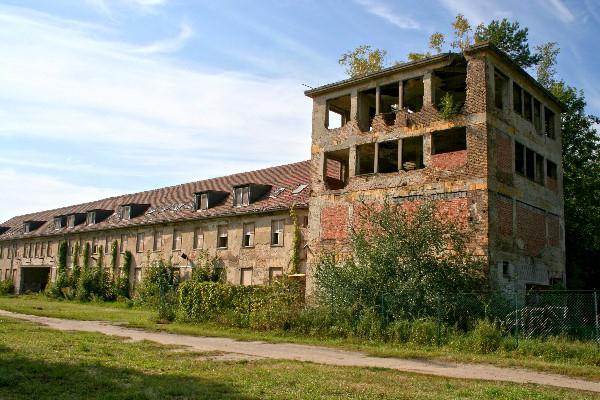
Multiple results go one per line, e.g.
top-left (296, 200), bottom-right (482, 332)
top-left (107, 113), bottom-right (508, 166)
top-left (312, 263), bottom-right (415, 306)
top-left (87, 211), bottom-right (96, 225)
top-left (196, 193), bottom-right (209, 211)
top-left (234, 186), bottom-right (250, 207)
top-left (24, 222), bottom-right (31, 233)
top-left (121, 206), bottom-right (131, 220)
top-left (23, 220), bottom-right (44, 233)
top-left (67, 215), bottom-right (75, 228)
top-left (54, 217), bottom-right (65, 230)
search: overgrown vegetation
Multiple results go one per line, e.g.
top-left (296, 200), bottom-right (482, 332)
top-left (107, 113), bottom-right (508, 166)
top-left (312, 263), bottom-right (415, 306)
top-left (289, 206), bottom-right (301, 274)
top-left (438, 92), bottom-right (461, 119)
top-left (0, 279), bottom-right (14, 295)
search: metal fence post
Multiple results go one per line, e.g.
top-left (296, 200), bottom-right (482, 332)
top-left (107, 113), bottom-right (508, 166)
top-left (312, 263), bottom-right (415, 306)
top-left (594, 289), bottom-right (599, 345)
top-left (514, 291), bottom-right (519, 348)
top-left (436, 295), bottom-right (442, 347)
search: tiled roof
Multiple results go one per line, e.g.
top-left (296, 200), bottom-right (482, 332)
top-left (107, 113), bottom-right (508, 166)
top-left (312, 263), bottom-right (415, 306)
top-left (0, 160), bottom-right (311, 241)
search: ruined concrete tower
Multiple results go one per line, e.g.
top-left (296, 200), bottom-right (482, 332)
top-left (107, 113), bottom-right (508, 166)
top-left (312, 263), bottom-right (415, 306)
top-left (304, 43), bottom-right (565, 295)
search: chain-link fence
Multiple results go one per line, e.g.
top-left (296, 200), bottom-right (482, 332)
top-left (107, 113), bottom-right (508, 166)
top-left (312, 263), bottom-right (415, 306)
top-left (379, 289), bottom-right (600, 345)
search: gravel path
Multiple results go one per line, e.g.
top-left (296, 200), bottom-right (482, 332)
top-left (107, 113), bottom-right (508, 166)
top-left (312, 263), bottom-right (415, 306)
top-left (2, 309), bottom-right (599, 393)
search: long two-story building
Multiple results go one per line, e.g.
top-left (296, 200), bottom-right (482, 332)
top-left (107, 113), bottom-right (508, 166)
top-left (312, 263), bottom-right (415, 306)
top-left (0, 43), bottom-right (565, 294)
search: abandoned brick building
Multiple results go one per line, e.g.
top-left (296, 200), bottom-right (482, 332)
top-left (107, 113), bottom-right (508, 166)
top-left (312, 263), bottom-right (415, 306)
top-left (0, 43), bottom-right (564, 294)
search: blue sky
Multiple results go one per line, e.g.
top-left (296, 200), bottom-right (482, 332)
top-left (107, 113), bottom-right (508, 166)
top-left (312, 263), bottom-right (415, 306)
top-left (1, 0), bottom-right (598, 222)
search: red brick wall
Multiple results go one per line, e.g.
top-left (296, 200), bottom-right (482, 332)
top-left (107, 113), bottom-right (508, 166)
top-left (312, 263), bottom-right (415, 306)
top-left (516, 202), bottom-right (546, 256)
top-left (496, 132), bottom-right (512, 174)
top-left (430, 150), bottom-right (467, 170)
top-left (320, 205), bottom-right (349, 240)
top-left (497, 196), bottom-right (513, 237)
top-left (547, 214), bottom-right (560, 248)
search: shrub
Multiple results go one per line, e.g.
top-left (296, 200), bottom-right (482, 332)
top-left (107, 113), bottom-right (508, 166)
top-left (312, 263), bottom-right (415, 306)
top-left (0, 279), bottom-right (14, 296)
top-left (115, 251), bottom-right (132, 299)
top-left (408, 318), bottom-right (439, 346)
top-left (438, 92), bottom-right (461, 119)
top-left (136, 257), bottom-right (178, 307)
top-left (191, 250), bottom-right (225, 283)
top-left (386, 320), bottom-right (412, 343)
top-left (46, 241), bottom-right (69, 298)
top-left (469, 319), bottom-right (502, 354)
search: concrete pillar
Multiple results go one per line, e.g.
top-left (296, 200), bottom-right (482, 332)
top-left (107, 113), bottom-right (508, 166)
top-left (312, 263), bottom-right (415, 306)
top-left (398, 81), bottom-right (404, 109)
top-left (349, 146), bottom-right (357, 177)
top-left (397, 139), bottom-right (403, 171)
top-left (375, 86), bottom-right (381, 115)
top-left (374, 142), bottom-right (379, 173)
top-left (350, 88), bottom-right (358, 122)
top-left (423, 134), bottom-right (432, 166)
top-left (423, 73), bottom-right (433, 106)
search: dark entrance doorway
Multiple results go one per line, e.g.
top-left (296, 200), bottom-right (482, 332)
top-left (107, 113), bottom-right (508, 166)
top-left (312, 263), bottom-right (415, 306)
top-left (20, 267), bottom-right (50, 293)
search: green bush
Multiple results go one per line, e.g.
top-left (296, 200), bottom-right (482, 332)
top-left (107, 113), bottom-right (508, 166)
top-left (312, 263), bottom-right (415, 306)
top-left (438, 92), bottom-right (461, 119)
top-left (469, 319), bottom-right (502, 354)
top-left (136, 257), bottom-right (178, 307)
top-left (0, 279), bottom-right (14, 295)
top-left (386, 320), bottom-right (412, 343)
top-left (408, 318), bottom-right (439, 346)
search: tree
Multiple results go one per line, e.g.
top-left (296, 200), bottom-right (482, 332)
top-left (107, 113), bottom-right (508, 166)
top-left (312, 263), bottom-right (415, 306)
top-left (474, 19), bottom-right (541, 68)
top-left (429, 32), bottom-right (445, 54)
top-left (450, 14), bottom-right (472, 51)
top-left (338, 45), bottom-right (387, 78)
top-left (535, 42), bottom-right (560, 88)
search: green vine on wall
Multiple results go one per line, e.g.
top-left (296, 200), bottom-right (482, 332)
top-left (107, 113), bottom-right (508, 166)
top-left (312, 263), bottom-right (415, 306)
top-left (289, 205), bottom-right (301, 275)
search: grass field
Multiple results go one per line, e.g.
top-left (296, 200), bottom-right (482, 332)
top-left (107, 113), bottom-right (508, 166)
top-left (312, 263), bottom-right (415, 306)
top-left (1, 294), bottom-right (600, 382)
top-left (1, 316), bottom-right (599, 399)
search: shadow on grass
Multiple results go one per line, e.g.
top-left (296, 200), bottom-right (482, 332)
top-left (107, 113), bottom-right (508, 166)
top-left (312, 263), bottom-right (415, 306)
top-left (0, 344), bottom-right (254, 400)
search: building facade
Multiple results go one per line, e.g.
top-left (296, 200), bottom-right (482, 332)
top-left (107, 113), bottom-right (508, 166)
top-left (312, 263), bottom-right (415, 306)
top-left (0, 43), bottom-right (565, 295)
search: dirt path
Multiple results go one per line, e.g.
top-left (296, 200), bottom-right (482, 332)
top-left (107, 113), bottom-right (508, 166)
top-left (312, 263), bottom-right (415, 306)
top-left (2, 309), bottom-right (599, 393)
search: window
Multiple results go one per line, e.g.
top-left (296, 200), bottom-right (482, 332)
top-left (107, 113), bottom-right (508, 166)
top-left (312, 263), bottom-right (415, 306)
top-left (24, 223), bottom-right (31, 233)
top-left (377, 140), bottom-right (399, 173)
top-left (217, 226), bottom-right (228, 249)
top-left (136, 232), bottom-right (144, 253)
top-left (515, 141), bottom-right (525, 175)
top-left (67, 215), bottom-right (75, 228)
top-left (193, 228), bottom-right (203, 249)
top-left (34, 242), bottom-right (40, 258)
top-left (494, 69), bottom-right (508, 109)
top-left (153, 231), bottom-right (163, 252)
top-left (234, 186), bottom-right (250, 207)
top-left (380, 82), bottom-right (400, 125)
top-left (121, 206), bottom-right (131, 220)
top-left (172, 230), bottom-right (182, 251)
top-left (120, 234), bottom-right (128, 253)
top-left (431, 127), bottom-right (467, 154)
top-left (401, 136), bottom-right (424, 170)
top-left (92, 238), bottom-right (99, 254)
top-left (502, 261), bottom-right (512, 279)
top-left (358, 87), bottom-right (377, 132)
top-left (24, 243), bottom-right (30, 258)
top-left (356, 143), bottom-right (376, 175)
top-left (243, 223), bottom-right (255, 247)
top-left (54, 217), bottom-right (63, 230)
top-left (240, 268), bottom-right (253, 286)
top-left (546, 160), bottom-right (558, 180)
top-left (545, 107), bottom-right (556, 139)
top-left (41, 242), bottom-right (47, 257)
top-left (513, 83), bottom-right (522, 114)
top-left (271, 220), bottom-right (284, 246)
top-left (196, 193), bottom-right (209, 211)
top-left (403, 76), bottom-right (424, 113)
top-left (324, 149), bottom-right (349, 190)
top-left (523, 91), bottom-right (532, 121)
top-left (533, 99), bottom-right (542, 132)
top-left (326, 94), bottom-right (351, 129)
top-left (535, 153), bottom-right (545, 185)
top-left (87, 212), bottom-right (96, 225)
top-left (525, 148), bottom-right (535, 180)
top-left (269, 267), bottom-right (283, 283)
top-left (47, 241), bottom-right (52, 257)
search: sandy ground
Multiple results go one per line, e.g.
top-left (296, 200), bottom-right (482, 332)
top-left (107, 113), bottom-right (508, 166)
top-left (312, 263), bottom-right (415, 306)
top-left (1, 309), bottom-right (599, 393)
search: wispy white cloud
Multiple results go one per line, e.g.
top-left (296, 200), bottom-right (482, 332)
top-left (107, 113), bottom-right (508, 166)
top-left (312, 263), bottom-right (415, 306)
top-left (438, 0), bottom-right (512, 24)
top-left (133, 21), bottom-right (193, 54)
top-left (354, 0), bottom-right (421, 29)
top-left (85, 0), bottom-right (169, 16)
top-left (545, 0), bottom-right (576, 23)
top-left (0, 169), bottom-right (120, 222)
top-left (0, 5), bottom-right (311, 219)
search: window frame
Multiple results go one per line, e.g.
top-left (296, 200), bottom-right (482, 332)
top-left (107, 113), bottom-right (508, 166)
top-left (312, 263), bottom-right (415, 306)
top-left (271, 219), bottom-right (285, 247)
top-left (242, 223), bottom-right (255, 248)
top-left (217, 225), bottom-right (228, 249)
top-left (136, 232), bottom-right (145, 253)
top-left (233, 186), bottom-right (250, 207)
top-left (172, 230), bottom-right (182, 251)
top-left (153, 230), bottom-right (163, 252)
top-left (120, 234), bottom-right (128, 254)
top-left (193, 228), bottom-right (203, 250)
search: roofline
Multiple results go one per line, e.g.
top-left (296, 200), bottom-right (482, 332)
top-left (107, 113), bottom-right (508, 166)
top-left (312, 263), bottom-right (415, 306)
top-left (304, 42), bottom-right (565, 112)
top-left (304, 52), bottom-right (456, 97)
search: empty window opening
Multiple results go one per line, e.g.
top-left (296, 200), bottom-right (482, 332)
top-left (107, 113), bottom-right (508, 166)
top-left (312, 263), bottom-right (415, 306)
top-left (515, 141), bottom-right (525, 175)
top-left (136, 233), bottom-right (144, 253)
top-left (434, 62), bottom-right (467, 111)
top-left (523, 91), bottom-right (533, 121)
top-left (535, 153), bottom-right (545, 185)
top-left (243, 223), bottom-right (255, 247)
top-left (431, 127), bottom-right (467, 154)
top-left (513, 83), bottom-right (523, 115)
top-left (120, 235), bottom-right (128, 253)
top-left (380, 82), bottom-right (400, 124)
top-left (356, 143), bottom-right (376, 175)
top-left (324, 149), bottom-right (349, 190)
top-left (534, 99), bottom-right (542, 132)
top-left (377, 140), bottom-right (399, 173)
top-left (326, 94), bottom-right (351, 129)
top-left (193, 228), bottom-right (203, 249)
top-left (358, 87), bottom-right (376, 132)
top-left (240, 268), bottom-right (253, 286)
top-left (92, 238), bottom-right (99, 255)
top-left (196, 193), bottom-right (209, 211)
top-left (525, 148), bottom-right (535, 180)
top-left (153, 231), bottom-right (163, 252)
top-left (545, 107), bottom-right (556, 139)
top-left (217, 226), bottom-right (228, 249)
top-left (403, 77), bottom-right (424, 113)
top-left (271, 220), bottom-right (284, 246)
top-left (546, 160), bottom-right (557, 180)
top-left (494, 69), bottom-right (508, 109)
top-left (401, 136), bottom-right (424, 171)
